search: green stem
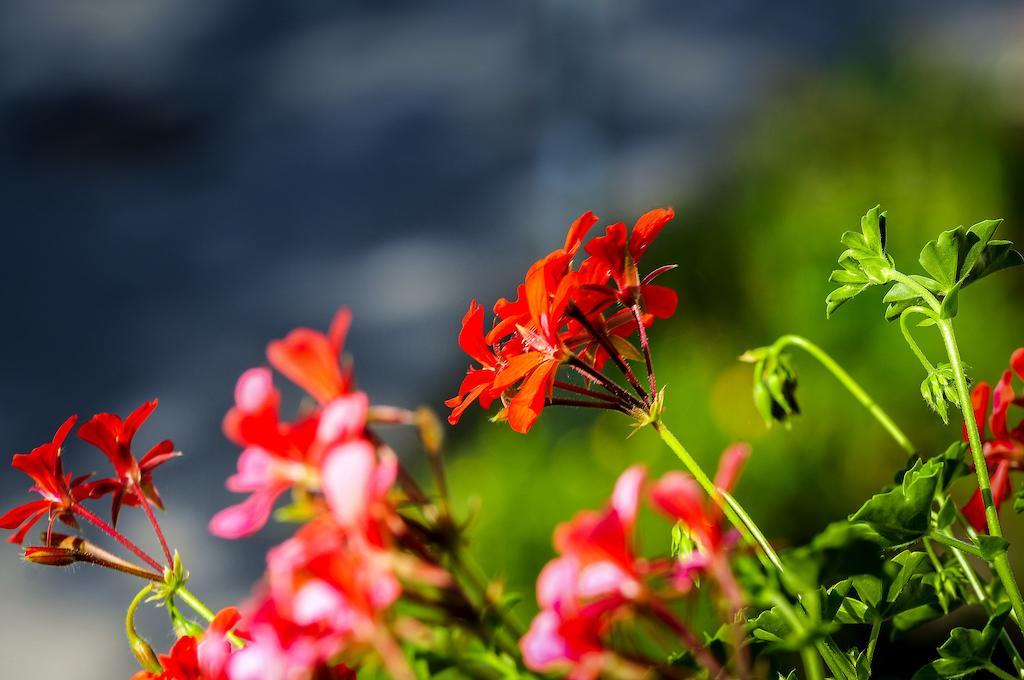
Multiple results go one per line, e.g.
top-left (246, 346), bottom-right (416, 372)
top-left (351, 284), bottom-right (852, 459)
top-left (769, 335), bottom-right (916, 456)
top-left (898, 307), bottom-right (938, 373)
top-left (801, 648), bottom-right (825, 680)
top-left (987, 664), bottom-right (1019, 680)
top-left (178, 587), bottom-right (245, 648)
top-left (937, 318), bottom-right (1024, 633)
top-left (927, 531), bottom-right (985, 559)
top-left (944, 530), bottom-right (1024, 676)
top-left (126, 584), bottom-right (162, 674)
top-left (653, 421), bottom-right (855, 680)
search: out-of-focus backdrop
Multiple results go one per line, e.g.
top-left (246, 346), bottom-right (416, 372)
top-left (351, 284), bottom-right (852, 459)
top-left (2, 2), bottom-right (1024, 678)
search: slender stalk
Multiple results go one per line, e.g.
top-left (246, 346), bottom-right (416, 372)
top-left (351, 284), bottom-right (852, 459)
top-left (547, 397), bottom-right (627, 411)
top-left (652, 421), bottom-right (855, 679)
top-left (928, 531), bottom-right (985, 559)
top-left (898, 307), bottom-right (937, 373)
top-left (988, 664), bottom-right (1020, 680)
top-left (645, 601), bottom-right (728, 680)
top-left (178, 587), bottom-right (245, 648)
top-left (568, 357), bottom-right (646, 410)
top-left (72, 502), bottom-right (163, 573)
top-left (567, 305), bottom-right (649, 402)
top-left (134, 482), bottom-right (173, 567)
top-left (554, 380), bottom-right (620, 402)
top-left (802, 648), bottom-right (825, 680)
top-left (768, 335), bottom-right (916, 456)
top-left (631, 303), bottom-right (658, 397)
top-left (937, 318), bottom-right (1024, 631)
top-left (126, 584), bottom-right (162, 673)
top-left (943, 529), bottom-right (1024, 675)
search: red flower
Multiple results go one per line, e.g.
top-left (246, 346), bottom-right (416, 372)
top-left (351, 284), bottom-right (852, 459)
top-left (267, 308), bottom-right (354, 404)
top-left (449, 209), bottom-right (679, 433)
top-left (0, 416), bottom-right (101, 544)
top-left (78, 400), bottom-right (180, 526)
top-left (962, 348), bottom-right (1024, 533)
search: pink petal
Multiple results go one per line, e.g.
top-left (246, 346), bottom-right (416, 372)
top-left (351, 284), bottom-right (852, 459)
top-left (209, 488), bottom-right (285, 539)
top-left (650, 471), bottom-right (708, 531)
top-left (577, 560), bottom-right (635, 600)
top-left (610, 465), bottom-right (646, 529)
top-left (537, 556), bottom-right (579, 612)
top-left (317, 392), bottom-right (369, 444)
top-left (322, 440), bottom-right (377, 528)
top-left (293, 580), bottom-right (347, 626)
top-left (235, 368), bottom-right (275, 413)
top-left (226, 447), bottom-right (277, 492)
top-left (714, 443), bottom-right (750, 493)
top-left (521, 610), bottom-right (570, 671)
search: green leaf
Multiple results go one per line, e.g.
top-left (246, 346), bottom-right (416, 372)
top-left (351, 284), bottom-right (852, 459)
top-left (850, 458), bottom-right (942, 545)
top-left (1014, 485), bottom-right (1024, 514)
top-left (919, 228), bottom-right (963, 288)
top-left (912, 604), bottom-right (1011, 678)
top-left (936, 497), bottom-right (957, 530)
top-left (826, 205), bottom-right (895, 317)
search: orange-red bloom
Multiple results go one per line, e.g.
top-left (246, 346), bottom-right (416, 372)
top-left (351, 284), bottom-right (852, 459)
top-left (0, 416), bottom-right (102, 544)
top-left (448, 208), bottom-right (678, 433)
top-left (78, 400), bottom-right (180, 527)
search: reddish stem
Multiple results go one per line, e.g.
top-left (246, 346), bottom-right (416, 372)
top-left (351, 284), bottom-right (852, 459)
top-left (567, 357), bottom-right (645, 411)
top-left (71, 502), bottom-right (163, 573)
top-left (547, 397), bottom-right (628, 412)
top-left (646, 600), bottom-right (728, 679)
top-left (554, 380), bottom-right (619, 403)
top-left (631, 303), bottom-right (658, 397)
top-left (567, 304), bottom-right (649, 403)
top-left (134, 481), bottom-right (173, 566)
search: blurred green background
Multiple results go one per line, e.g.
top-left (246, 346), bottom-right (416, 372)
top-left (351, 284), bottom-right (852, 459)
top-left (439, 65), bottom-right (1024, 632)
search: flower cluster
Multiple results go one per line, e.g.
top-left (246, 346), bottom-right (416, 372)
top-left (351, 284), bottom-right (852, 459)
top-left (447, 209), bottom-right (678, 433)
top-left (522, 445), bottom-right (749, 680)
top-left (962, 348), bottom-right (1024, 532)
top-left (1, 401), bottom-right (178, 572)
top-left (207, 309), bottom-right (501, 680)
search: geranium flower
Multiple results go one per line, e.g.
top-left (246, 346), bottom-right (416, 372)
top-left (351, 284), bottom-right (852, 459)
top-left (210, 368), bottom-right (370, 538)
top-left (78, 400), bottom-right (180, 526)
top-left (962, 348), bottom-right (1024, 533)
top-left (580, 208), bottom-right (678, 319)
top-left (267, 307), bottom-right (354, 404)
top-left (228, 518), bottom-right (412, 680)
top-left (0, 416), bottom-right (102, 544)
top-left (449, 209), bottom-right (679, 433)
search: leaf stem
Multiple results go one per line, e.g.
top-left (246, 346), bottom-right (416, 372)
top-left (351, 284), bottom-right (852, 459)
top-left (898, 307), bottom-right (938, 373)
top-left (768, 335), bottom-right (916, 456)
top-left (927, 531), bottom-right (984, 559)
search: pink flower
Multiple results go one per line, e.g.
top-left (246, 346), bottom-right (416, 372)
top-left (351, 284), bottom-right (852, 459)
top-left (210, 366), bottom-right (370, 538)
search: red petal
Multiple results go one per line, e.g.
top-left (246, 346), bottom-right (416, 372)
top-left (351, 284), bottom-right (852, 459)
top-left (964, 382), bottom-right (991, 443)
top-left (140, 440), bottom-right (180, 471)
top-left (507, 361), bottom-right (557, 434)
top-left (123, 400), bottom-right (158, 443)
top-left (1012, 348), bottom-right (1024, 381)
top-left (640, 284), bottom-right (678, 319)
top-left (628, 207), bottom-right (674, 262)
top-left (0, 500), bottom-right (50, 530)
top-left (4, 506), bottom-right (48, 544)
top-left (328, 307), bottom-right (352, 358)
top-left (268, 328), bottom-right (346, 404)
top-left (564, 211), bottom-right (599, 253)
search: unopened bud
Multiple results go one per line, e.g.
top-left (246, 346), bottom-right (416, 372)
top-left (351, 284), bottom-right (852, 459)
top-left (131, 638), bottom-right (162, 674)
top-left (24, 532), bottom-right (161, 581)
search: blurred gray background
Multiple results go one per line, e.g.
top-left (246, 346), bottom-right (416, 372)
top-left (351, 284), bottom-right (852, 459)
top-left (2, 2), bottom-right (1024, 677)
